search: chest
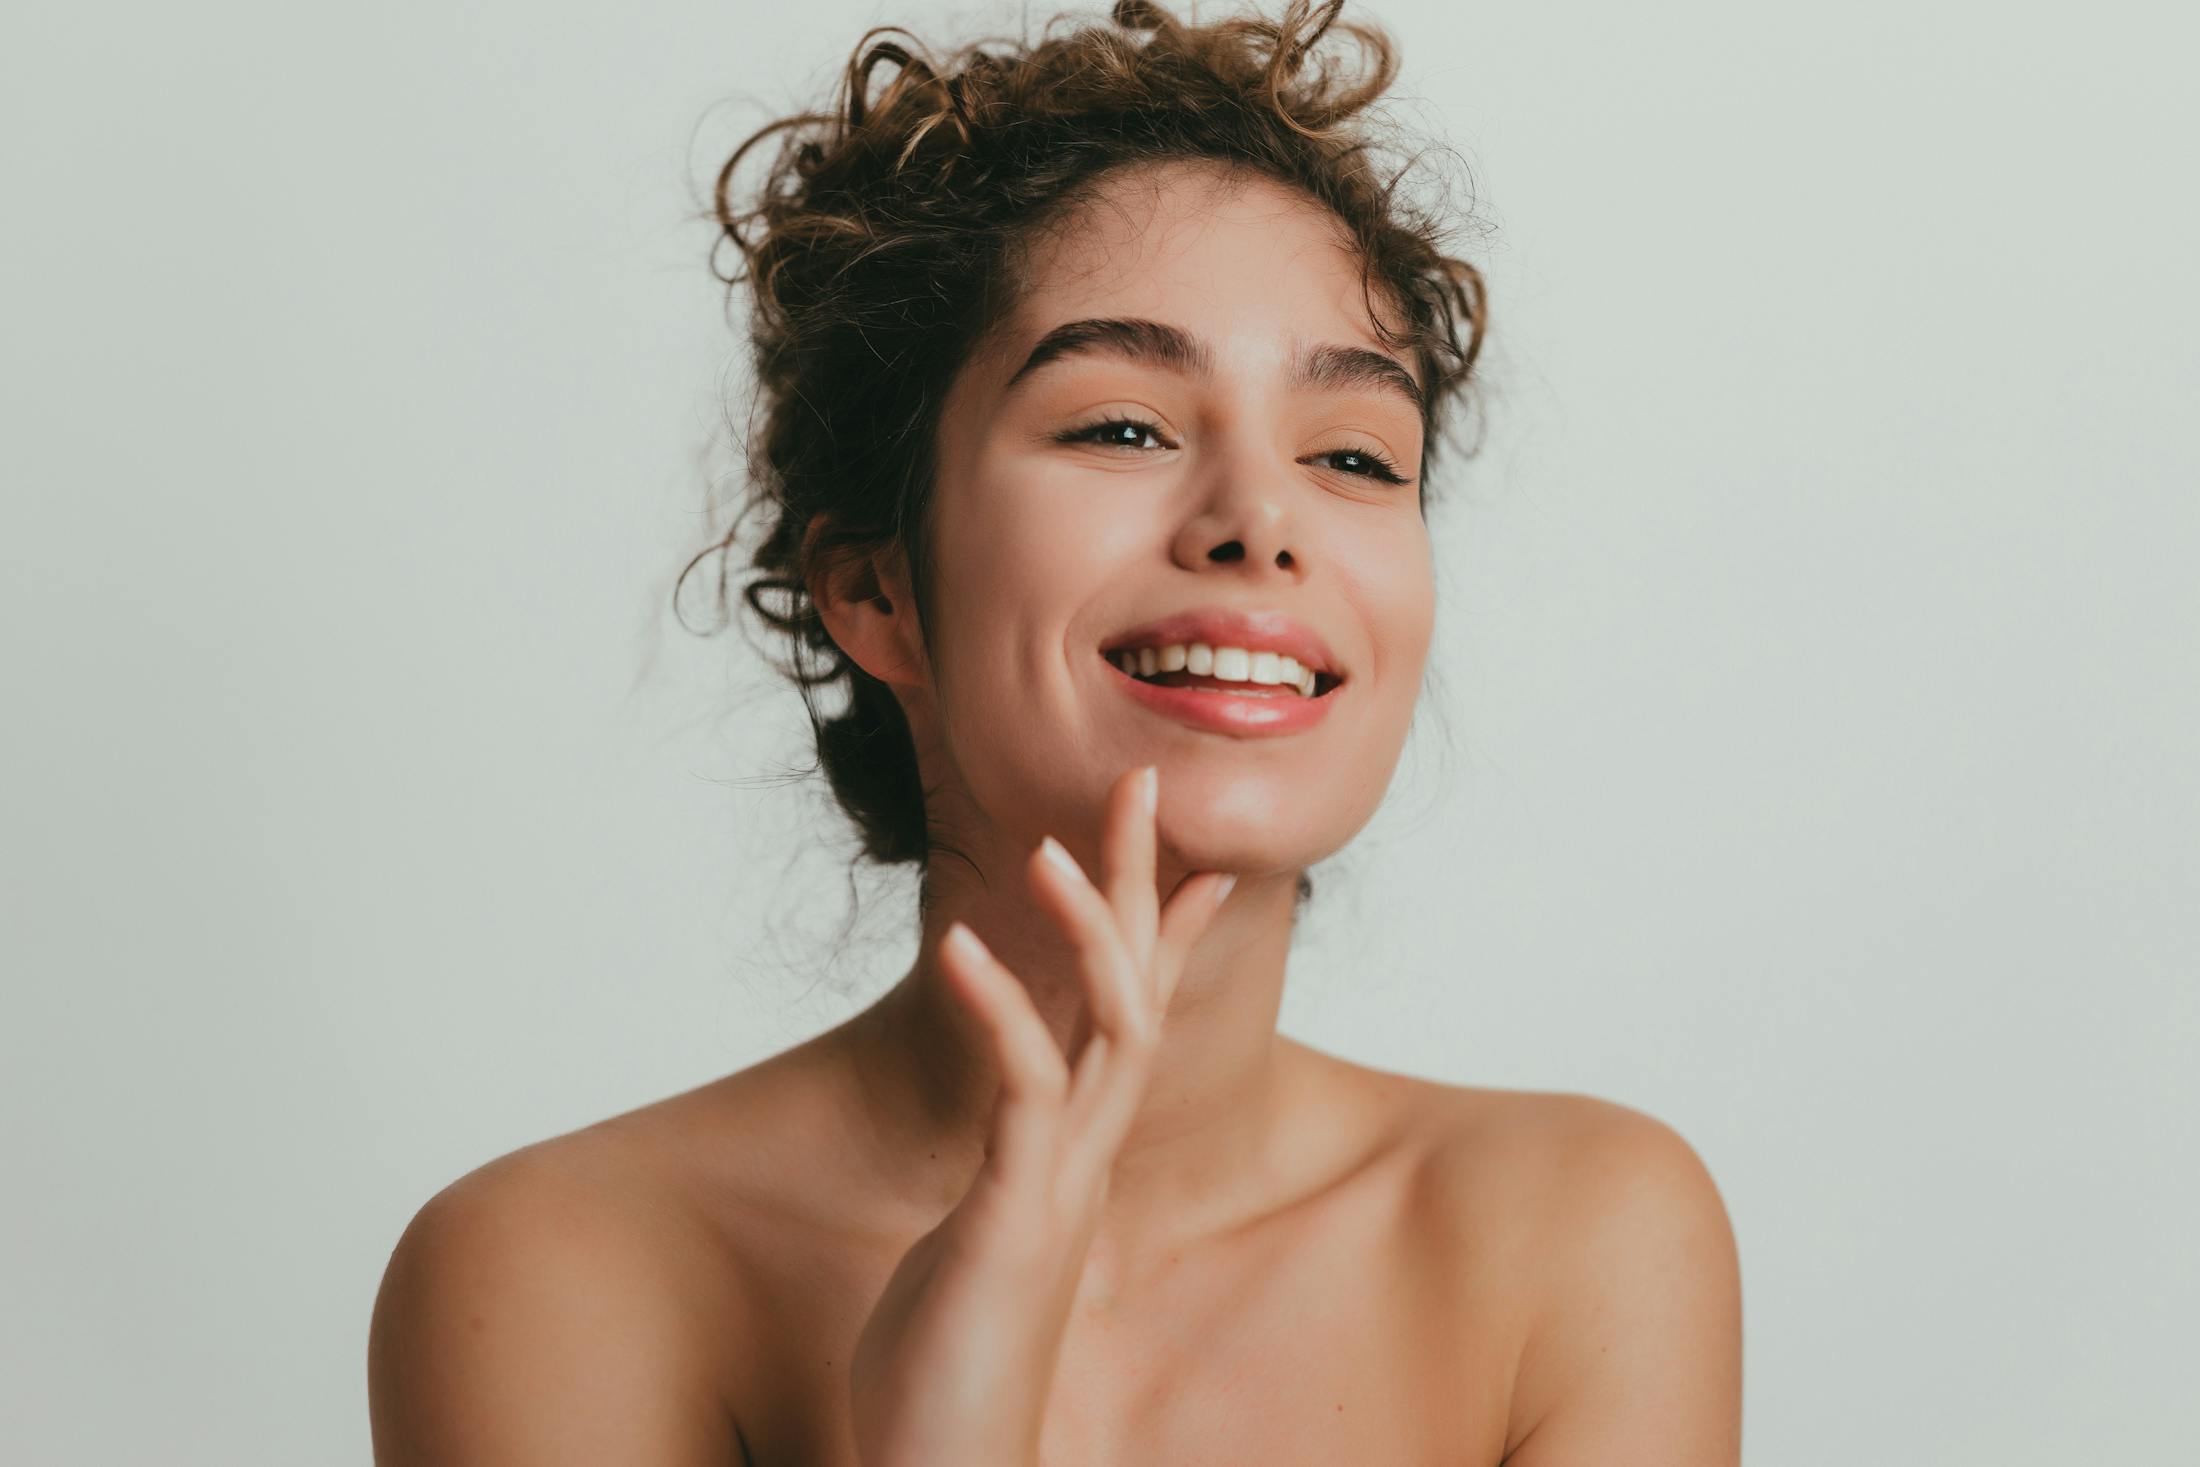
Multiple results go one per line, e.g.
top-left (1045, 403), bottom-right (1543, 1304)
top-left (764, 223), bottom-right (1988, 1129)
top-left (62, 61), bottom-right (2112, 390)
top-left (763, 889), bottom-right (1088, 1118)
top-left (727, 1207), bottom-right (1519, 1467)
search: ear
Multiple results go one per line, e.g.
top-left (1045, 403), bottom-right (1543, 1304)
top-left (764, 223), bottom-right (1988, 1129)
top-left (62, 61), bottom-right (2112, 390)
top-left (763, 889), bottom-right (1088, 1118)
top-left (803, 518), bottom-right (928, 692)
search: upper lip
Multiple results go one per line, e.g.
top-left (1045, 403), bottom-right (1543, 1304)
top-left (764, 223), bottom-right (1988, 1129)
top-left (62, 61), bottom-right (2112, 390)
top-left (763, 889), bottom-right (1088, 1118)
top-left (1101, 606), bottom-right (1346, 679)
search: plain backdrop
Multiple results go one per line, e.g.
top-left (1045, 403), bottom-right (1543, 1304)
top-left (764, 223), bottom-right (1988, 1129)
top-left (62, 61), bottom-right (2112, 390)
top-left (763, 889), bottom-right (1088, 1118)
top-left (3, 0), bottom-right (2194, 1460)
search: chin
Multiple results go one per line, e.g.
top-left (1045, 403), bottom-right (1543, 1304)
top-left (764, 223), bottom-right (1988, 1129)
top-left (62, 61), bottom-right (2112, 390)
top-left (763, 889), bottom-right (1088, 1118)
top-left (1154, 799), bottom-right (1353, 876)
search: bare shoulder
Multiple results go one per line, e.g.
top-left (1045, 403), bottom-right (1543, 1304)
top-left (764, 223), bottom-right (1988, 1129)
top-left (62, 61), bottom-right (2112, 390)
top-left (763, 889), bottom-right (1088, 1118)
top-left (1417, 1083), bottom-right (1733, 1226)
top-left (1405, 1082), bottom-right (1742, 1466)
top-left (367, 1125), bottom-right (751, 1465)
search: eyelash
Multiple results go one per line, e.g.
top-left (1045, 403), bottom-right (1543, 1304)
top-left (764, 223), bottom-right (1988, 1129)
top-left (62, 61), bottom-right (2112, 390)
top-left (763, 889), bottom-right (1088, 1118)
top-left (1054, 417), bottom-right (1411, 486)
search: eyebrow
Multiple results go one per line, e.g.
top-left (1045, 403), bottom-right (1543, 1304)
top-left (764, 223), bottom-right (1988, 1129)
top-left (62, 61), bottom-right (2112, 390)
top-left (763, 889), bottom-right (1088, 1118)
top-left (1001, 316), bottom-right (1426, 417)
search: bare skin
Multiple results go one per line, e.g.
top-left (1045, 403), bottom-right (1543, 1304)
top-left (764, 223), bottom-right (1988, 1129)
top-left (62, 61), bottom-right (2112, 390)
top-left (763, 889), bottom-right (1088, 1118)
top-left (367, 161), bottom-right (1741, 1465)
top-left (368, 1016), bottom-right (1734, 1464)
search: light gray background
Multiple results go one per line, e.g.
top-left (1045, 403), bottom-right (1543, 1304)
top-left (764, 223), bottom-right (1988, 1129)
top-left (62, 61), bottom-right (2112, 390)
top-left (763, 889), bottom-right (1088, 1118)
top-left (3, 0), bottom-right (2193, 1461)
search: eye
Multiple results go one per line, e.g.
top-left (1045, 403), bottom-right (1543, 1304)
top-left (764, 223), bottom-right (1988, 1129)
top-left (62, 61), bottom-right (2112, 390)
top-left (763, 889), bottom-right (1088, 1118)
top-left (1055, 418), bottom-right (1412, 486)
top-left (1056, 417), bottom-right (1173, 452)
top-left (1306, 445), bottom-right (1411, 485)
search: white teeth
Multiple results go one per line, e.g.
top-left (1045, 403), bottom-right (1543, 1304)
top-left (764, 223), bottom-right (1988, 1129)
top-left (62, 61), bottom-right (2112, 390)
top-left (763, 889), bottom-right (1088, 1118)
top-left (1109, 641), bottom-right (1331, 699)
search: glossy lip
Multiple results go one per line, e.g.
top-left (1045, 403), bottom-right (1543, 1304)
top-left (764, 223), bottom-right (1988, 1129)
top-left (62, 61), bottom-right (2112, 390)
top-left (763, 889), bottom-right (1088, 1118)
top-left (1103, 655), bottom-right (1338, 736)
top-left (1099, 605), bottom-right (1347, 679)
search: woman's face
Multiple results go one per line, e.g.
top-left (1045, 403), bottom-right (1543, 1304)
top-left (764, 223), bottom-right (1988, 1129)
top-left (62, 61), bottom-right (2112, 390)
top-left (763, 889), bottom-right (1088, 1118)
top-left (914, 160), bottom-right (1436, 880)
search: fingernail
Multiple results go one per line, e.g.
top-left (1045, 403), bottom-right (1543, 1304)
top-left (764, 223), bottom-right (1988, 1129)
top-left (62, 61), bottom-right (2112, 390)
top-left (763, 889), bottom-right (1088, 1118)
top-left (1141, 764), bottom-right (1159, 812)
top-left (1037, 835), bottom-right (1079, 876)
top-left (1213, 873), bottom-right (1237, 903)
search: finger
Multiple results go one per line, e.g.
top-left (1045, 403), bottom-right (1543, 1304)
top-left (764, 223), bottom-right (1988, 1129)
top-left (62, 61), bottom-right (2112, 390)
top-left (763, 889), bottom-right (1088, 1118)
top-left (1060, 1012), bottom-right (1154, 1144)
top-left (937, 921), bottom-right (1068, 1179)
top-left (1056, 876), bottom-right (1230, 1184)
top-left (1063, 1029), bottom-right (1116, 1126)
top-left (1097, 765), bottom-right (1161, 966)
top-left (1059, 1009), bottom-right (1180, 1194)
top-left (1152, 870), bottom-right (1237, 1012)
top-left (1027, 835), bottom-right (1146, 1051)
top-left (1063, 1035), bottom-right (1151, 1184)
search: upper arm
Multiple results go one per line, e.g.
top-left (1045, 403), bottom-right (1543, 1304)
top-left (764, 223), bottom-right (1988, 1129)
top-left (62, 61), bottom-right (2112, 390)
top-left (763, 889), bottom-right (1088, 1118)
top-left (367, 1155), bottom-right (738, 1466)
top-left (1500, 1101), bottom-right (1743, 1467)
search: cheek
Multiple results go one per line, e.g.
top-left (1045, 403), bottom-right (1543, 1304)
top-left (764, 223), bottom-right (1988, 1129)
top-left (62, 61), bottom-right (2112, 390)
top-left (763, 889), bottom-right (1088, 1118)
top-left (937, 454), bottom-right (1150, 611)
top-left (1334, 517), bottom-right (1436, 692)
top-left (923, 464), bottom-right (1133, 708)
top-left (1390, 561), bottom-right (1438, 675)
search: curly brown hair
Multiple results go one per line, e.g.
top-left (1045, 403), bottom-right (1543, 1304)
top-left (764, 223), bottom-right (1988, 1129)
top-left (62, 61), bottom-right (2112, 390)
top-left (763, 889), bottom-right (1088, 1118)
top-left (679, 0), bottom-right (1488, 907)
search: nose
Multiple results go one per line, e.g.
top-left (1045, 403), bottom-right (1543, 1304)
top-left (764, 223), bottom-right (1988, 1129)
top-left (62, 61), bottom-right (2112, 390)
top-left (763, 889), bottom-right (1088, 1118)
top-left (1168, 444), bottom-right (1305, 581)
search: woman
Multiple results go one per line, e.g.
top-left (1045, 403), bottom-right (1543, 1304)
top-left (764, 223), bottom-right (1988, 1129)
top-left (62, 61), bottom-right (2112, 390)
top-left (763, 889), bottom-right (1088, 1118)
top-left (368, 3), bottom-right (1742, 1462)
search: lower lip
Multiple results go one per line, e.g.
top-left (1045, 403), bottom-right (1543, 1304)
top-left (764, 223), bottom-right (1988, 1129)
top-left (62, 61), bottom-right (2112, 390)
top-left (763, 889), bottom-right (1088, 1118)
top-left (1105, 660), bottom-right (1339, 736)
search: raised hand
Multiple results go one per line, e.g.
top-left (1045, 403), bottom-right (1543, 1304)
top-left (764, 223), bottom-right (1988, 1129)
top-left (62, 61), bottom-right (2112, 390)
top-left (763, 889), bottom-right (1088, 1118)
top-left (847, 764), bottom-right (1236, 1467)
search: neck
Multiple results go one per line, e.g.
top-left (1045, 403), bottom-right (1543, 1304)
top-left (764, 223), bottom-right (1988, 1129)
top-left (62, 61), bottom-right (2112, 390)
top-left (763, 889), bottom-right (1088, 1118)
top-left (835, 853), bottom-right (1305, 1270)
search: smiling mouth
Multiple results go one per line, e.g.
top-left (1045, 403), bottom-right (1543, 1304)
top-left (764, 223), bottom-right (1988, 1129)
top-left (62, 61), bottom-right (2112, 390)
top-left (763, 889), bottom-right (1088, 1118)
top-left (1100, 647), bottom-right (1344, 699)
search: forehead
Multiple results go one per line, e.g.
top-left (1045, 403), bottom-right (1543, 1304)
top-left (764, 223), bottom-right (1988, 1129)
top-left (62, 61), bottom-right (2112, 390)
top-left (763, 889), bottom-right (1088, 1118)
top-left (997, 160), bottom-right (1405, 364)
